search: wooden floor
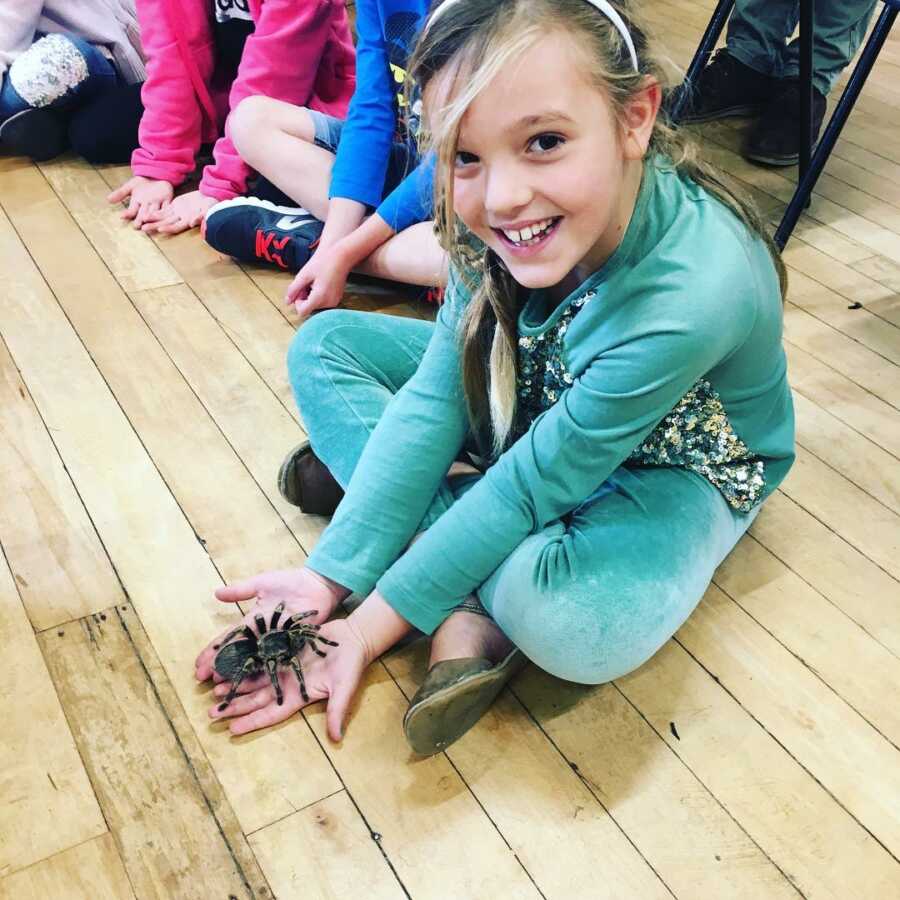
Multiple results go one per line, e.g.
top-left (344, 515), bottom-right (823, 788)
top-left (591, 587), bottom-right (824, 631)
top-left (2, 2), bottom-right (899, 897)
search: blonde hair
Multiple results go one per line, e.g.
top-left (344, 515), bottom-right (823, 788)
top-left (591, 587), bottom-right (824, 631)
top-left (410, 0), bottom-right (787, 457)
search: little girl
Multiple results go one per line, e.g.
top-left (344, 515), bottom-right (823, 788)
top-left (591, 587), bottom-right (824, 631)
top-left (107, 0), bottom-right (355, 234)
top-left (195, 0), bottom-right (795, 754)
top-left (0, 0), bottom-right (145, 163)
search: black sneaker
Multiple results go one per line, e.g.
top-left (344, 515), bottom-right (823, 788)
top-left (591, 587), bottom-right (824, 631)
top-left (203, 197), bottom-right (324, 272)
top-left (678, 49), bottom-right (777, 125)
top-left (744, 80), bottom-right (827, 167)
top-left (0, 107), bottom-right (69, 161)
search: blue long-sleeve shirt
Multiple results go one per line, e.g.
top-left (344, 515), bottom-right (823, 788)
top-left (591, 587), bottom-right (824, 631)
top-left (328, 0), bottom-right (434, 232)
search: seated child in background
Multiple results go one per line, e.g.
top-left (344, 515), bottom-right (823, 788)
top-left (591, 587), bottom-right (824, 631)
top-left (202, 0), bottom-right (447, 318)
top-left (0, 0), bottom-right (146, 163)
top-left (107, 0), bottom-right (355, 235)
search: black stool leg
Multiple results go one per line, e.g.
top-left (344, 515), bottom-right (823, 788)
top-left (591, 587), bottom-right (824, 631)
top-left (775, 3), bottom-right (898, 249)
top-left (799, 0), bottom-right (815, 183)
top-left (669, 0), bottom-right (735, 123)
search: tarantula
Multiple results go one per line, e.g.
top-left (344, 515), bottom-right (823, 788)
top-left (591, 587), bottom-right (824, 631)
top-left (213, 602), bottom-right (339, 711)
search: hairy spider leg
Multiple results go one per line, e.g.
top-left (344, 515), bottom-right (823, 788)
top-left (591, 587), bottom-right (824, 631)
top-left (289, 624), bottom-right (339, 657)
top-left (289, 657), bottom-right (310, 703)
top-left (217, 656), bottom-right (261, 711)
top-left (269, 601), bottom-right (286, 631)
top-left (254, 612), bottom-right (268, 635)
top-left (280, 610), bottom-right (318, 631)
top-left (265, 657), bottom-right (284, 705)
top-left (217, 624), bottom-right (256, 649)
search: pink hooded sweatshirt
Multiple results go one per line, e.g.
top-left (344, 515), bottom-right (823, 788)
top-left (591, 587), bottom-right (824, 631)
top-left (131, 0), bottom-right (355, 200)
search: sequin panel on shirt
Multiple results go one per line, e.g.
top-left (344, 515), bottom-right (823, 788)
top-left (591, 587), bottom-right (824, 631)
top-left (514, 291), bottom-right (766, 512)
top-left (626, 379), bottom-right (765, 511)
top-left (516, 290), bottom-right (596, 432)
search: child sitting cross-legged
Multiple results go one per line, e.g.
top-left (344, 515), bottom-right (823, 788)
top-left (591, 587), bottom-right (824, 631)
top-left (195, 0), bottom-right (795, 755)
top-left (202, 0), bottom-right (447, 316)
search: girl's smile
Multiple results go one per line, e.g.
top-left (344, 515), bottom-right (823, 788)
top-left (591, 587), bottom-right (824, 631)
top-left (492, 215), bottom-right (562, 255)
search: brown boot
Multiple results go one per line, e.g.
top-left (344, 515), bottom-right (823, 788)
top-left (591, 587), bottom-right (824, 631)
top-left (277, 441), bottom-right (344, 516)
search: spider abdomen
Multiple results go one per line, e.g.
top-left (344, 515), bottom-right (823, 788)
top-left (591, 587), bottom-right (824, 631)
top-left (213, 638), bottom-right (259, 682)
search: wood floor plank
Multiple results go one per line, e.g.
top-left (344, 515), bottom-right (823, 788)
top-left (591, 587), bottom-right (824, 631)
top-left (676, 585), bottom-right (900, 857)
top-left (39, 607), bottom-right (266, 900)
top-left (129, 282), bottom-right (325, 554)
top-left (0, 552), bottom-right (106, 878)
top-left (514, 671), bottom-right (801, 900)
top-left (779, 445), bottom-right (900, 580)
top-left (302, 664), bottom-right (541, 900)
top-left (248, 791), bottom-right (406, 900)
top-left (40, 156), bottom-right (182, 294)
top-left (0, 177), bottom-right (341, 834)
top-left (784, 305), bottom-right (900, 411)
top-left (854, 253), bottom-right (900, 294)
top-left (131, 233), bottom-right (304, 427)
top-left (618, 639), bottom-right (900, 898)
top-left (4, 169), bottom-right (305, 584)
top-left (714, 536), bottom-right (900, 749)
top-left (387, 642), bottom-right (674, 900)
top-left (828, 138), bottom-right (900, 211)
top-left (822, 148), bottom-right (900, 212)
top-left (749, 492), bottom-right (900, 659)
top-left (793, 390), bottom-right (900, 514)
top-left (117, 603), bottom-right (275, 898)
top-left (784, 262), bottom-right (900, 366)
top-left (0, 337), bottom-right (122, 631)
top-left (786, 343), bottom-right (900, 457)
top-left (0, 834), bottom-right (135, 900)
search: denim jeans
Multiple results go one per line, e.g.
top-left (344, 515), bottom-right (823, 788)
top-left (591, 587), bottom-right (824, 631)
top-left (289, 310), bottom-right (758, 685)
top-left (726, 0), bottom-right (879, 96)
top-left (0, 33), bottom-right (117, 124)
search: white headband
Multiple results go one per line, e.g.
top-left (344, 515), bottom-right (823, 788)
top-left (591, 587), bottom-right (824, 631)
top-left (424, 0), bottom-right (640, 72)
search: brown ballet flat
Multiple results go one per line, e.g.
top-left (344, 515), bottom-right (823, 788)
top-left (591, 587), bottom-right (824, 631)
top-left (403, 648), bottom-right (526, 756)
top-left (277, 440), bottom-right (344, 516)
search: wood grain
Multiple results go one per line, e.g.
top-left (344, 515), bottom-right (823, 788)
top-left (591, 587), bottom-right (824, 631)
top-left (0, 553), bottom-right (106, 878)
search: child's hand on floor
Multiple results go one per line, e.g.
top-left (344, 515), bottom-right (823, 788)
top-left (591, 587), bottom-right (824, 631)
top-left (207, 616), bottom-right (368, 739)
top-left (286, 241), bottom-right (353, 318)
top-left (108, 176), bottom-right (174, 230)
top-left (194, 567), bottom-right (349, 683)
top-left (142, 190), bottom-right (218, 235)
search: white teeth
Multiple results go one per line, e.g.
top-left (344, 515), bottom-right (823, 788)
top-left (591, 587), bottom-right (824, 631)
top-left (501, 218), bottom-right (555, 245)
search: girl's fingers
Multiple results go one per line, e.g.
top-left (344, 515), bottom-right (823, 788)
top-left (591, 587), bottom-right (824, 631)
top-left (159, 217), bottom-right (188, 235)
top-left (210, 685), bottom-right (273, 719)
top-left (325, 672), bottom-right (358, 742)
top-left (286, 272), bottom-right (313, 304)
top-left (107, 182), bottom-right (132, 203)
top-left (228, 699), bottom-right (297, 735)
top-left (212, 672), bottom-right (267, 700)
top-left (215, 577), bottom-right (260, 604)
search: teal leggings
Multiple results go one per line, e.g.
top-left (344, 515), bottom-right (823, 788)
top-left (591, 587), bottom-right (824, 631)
top-left (290, 310), bottom-right (758, 684)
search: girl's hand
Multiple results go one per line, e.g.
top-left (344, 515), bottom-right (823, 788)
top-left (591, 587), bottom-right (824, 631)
top-left (209, 617), bottom-right (368, 739)
top-left (286, 241), bottom-right (353, 318)
top-left (107, 176), bottom-right (174, 230)
top-left (143, 190), bottom-right (217, 235)
top-left (194, 567), bottom-right (349, 683)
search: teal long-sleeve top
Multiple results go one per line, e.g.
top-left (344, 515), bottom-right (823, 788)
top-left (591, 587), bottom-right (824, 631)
top-left (306, 158), bottom-right (795, 634)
